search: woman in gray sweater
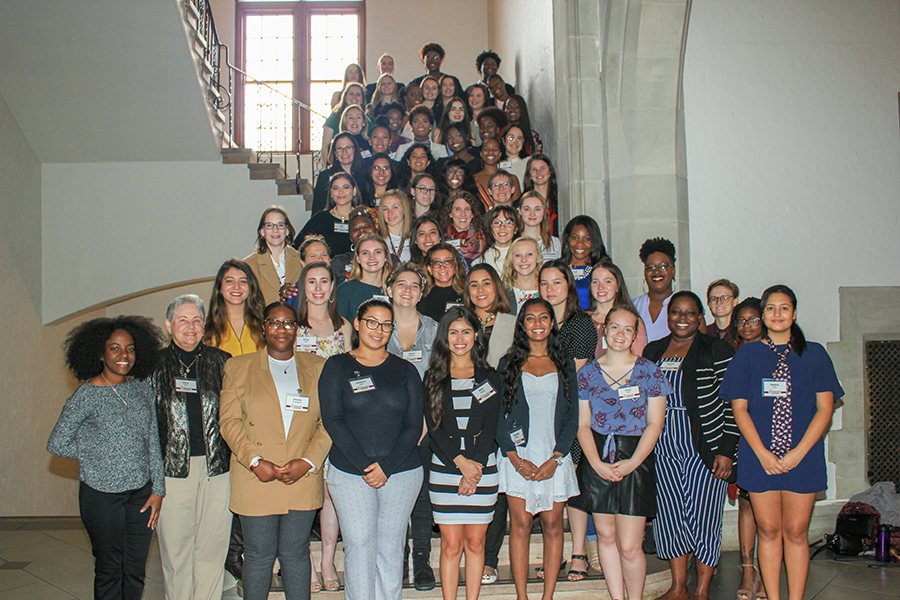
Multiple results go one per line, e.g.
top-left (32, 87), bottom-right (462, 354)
top-left (48, 315), bottom-right (166, 600)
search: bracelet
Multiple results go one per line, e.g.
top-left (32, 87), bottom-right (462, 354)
top-left (516, 459), bottom-right (524, 472)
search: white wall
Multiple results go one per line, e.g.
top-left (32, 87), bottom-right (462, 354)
top-left (487, 0), bottom-right (556, 157)
top-left (684, 0), bottom-right (900, 344)
top-left (41, 161), bottom-right (309, 324)
top-left (365, 0), bottom-right (488, 87)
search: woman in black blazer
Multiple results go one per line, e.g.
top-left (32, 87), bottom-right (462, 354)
top-left (495, 298), bottom-right (580, 600)
top-left (642, 291), bottom-right (737, 600)
top-left (424, 306), bottom-right (502, 600)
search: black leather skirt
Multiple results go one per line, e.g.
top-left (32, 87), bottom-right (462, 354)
top-left (567, 431), bottom-right (656, 518)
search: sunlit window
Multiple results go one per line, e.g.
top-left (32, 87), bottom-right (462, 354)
top-left (243, 14), bottom-right (294, 152)
top-left (309, 14), bottom-right (360, 150)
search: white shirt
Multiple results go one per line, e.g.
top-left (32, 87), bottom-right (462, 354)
top-left (632, 293), bottom-right (673, 343)
top-left (269, 249), bottom-right (286, 285)
top-left (266, 355), bottom-right (317, 471)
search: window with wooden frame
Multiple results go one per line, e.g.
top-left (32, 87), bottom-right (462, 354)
top-left (235, 1), bottom-right (365, 154)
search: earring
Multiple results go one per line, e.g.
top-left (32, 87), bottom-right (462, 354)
top-left (329, 295), bottom-right (335, 304)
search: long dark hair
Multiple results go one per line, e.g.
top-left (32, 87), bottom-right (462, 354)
top-left (326, 131), bottom-right (365, 171)
top-left (501, 297), bottom-right (571, 414)
top-left (397, 143), bottom-right (436, 189)
top-left (424, 306), bottom-right (489, 428)
top-left (410, 214), bottom-right (445, 265)
top-left (539, 259), bottom-right (580, 323)
top-left (504, 95), bottom-right (535, 152)
top-left (254, 206), bottom-right (296, 253)
top-left (761, 284), bottom-right (806, 355)
top-left (350, 297), bottom-right (394, 350)
top-left (296, 261), bottom-right (343, 331)
top-left (203, 259), bottom-right (265, 350)
top-left (560, 215), bottom-right (608, 266)
top-left (522, 154), bottom-right (558, 215)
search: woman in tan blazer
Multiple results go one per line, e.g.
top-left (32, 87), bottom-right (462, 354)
top-left (220, 301), bottom-right (331, 600)
top-left (245, 206), bottom-right (305, 306)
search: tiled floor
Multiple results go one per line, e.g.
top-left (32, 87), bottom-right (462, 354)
top-left (1, 517), bottom-right (898, 599)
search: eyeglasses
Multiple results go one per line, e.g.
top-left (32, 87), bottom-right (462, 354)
top-left (490, 182), bottom-right (512, 190)
top-left (644, 263), bottom-right (673, 272)
top-left (415, 186), bottom-right (436, 195)
top-left (505, 135), bottom-right (525, 143)
top-left (708, 294), bottom-right (734, 305)
top-left (265, 319), bottom-right (298, 330)
top-left (492, 219), bottom-right (514, 227)
top-left (362, 318), bottom-right (394, 332)
top-left (429, 259), bottom-right (454, 268)
top-left (263, 222), bottom-right (287, 230)
top-left (372, 165), bottom-right (391, 172)
top-left (736, 317), bottom-right (761, 325)
top-left (335, 146), bottom-right (354, 154)
top-left (446, 167), bottom-right (465, 176)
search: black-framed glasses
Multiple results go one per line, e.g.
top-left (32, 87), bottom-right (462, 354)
top-left (415, 186), bottom-right (436, 195)
top-left (265, 319), bottom-right (298, 330)
top-left (362, 318), bottom-right (394, 332)
top-left (736, 317), bottom-right (761, 325)
top-left (709, 294), bottom-right (734, 304)
top-left (492, 219), bottom-right (514, 227)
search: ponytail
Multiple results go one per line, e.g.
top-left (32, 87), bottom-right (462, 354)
top-left (761, 284), bottom-right (806, 356)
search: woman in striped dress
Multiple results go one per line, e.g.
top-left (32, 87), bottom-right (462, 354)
top-left (642, 291), bottom-right (737, 600)
top-left (424, 306), bottom-right (502, 600)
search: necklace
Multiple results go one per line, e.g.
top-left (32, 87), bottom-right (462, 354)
top-left (178, 353), bottom-right (199, 378)
top-left (569, 264), bottom-right (592, 281)
top-left (479, 312), bottom-right (497, 328)
top-left (100, 373), bottom-right (128, 406)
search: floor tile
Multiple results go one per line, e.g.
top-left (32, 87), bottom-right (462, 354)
top-left (18, 519), bottom-right (83, 531)
top-left (829, 561), bottom-right (900, 596)
top-left (42, 529), bottom-right (92, 553)
top-left (0, 530), bottom-right (55, 553)
top-left (812, 582), bottom-right (900, 599)
top-left (0, 568), bottom-right (42, 592)
top-left (0, 580), bottom-right (76, 600)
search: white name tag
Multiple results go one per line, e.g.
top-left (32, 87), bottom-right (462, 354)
top-left (296, 336), bottom-right (318, 353)
top-left (660, 359), bottom-right (681, 372)
top-left (510, 428), bottom-right (526, 446)
top-left (472, 381), bottom-right (496, 403)
top-left (285, 393), bottom-right (310, 412)
top-left (617, 385), bottom-right (640, 401)
top-left (445, 302), bottom-right (461, 311)
top-left (372, 294), bottom-right (390, 303)
top-left (334, 222), bottom-right (349, 233)
top-left (349, 377), bottom-right (376, 393)
top-left (762, 378), bottom-right (788, 398)
top-left (360, 150), bottom-right (372, 159)
top-left (402, 350), bottom-right (423, 363)
top-left (499, 161), bottom-right (512, 170)
top-left (446, 238), bottom-right (462, 249)
top-left (601, 336), bottom-right (608, 349)
top-left (175, 378), bottom-right (198, 393)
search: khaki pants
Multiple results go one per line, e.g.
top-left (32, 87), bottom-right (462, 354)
top-left (157, 456), bottom-right (231, 600)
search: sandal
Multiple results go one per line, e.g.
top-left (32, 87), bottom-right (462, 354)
top-left (323, 578), bottom-right (340, 592)
top-left (310, 572), bottom-right (323, 594)
top-left (736, 563), bottom-right (758, 600)
top-left (535, 559), bottom-right (566, 579)
top-left (482, 566), bottom-right (498, 585)
top-left (567, 554), bottom-right (589, 582)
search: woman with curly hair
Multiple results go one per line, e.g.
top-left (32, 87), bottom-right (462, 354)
top-left (633, 237), bottom-right (678, 343)
top-left (48, 315), bottom-right (166, 600)
top-left (423, 306), bottom-right (502, 600)
top-left (496, 298), bottom-right (580, 599)
top-left (203, 258), bottom-right (266, 358)
top-left (397, 143), bottom-right (437, 192)
top-left (244, 206), bottom-right (304, 306)
top-left (444, 191), bottom-right (486, 263)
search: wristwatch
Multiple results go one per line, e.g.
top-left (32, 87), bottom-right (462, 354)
top-left (554, 455), bottom-right (565, 466)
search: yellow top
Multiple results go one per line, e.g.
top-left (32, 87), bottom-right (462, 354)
top-left (216, 323), bottom-right (264, 357)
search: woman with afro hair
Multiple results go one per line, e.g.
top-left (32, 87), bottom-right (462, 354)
top-left (48, 315), bottom-right (166, 600)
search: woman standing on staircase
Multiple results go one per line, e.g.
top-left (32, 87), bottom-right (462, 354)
top-left (244, 206), bottom-right (304, 306)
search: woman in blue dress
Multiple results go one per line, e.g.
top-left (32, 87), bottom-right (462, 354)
top-left (569, 305), bottom-right (670, 600)
top-left (721, 285), bottom-right (842, 600)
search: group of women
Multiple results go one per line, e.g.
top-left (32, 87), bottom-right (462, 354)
top-left (47, 45), bottom-right (842, 600)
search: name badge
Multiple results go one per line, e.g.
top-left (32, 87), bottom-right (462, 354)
top-left (472, 381), bottom-right (496, 403)
top-left (617, 385), bottom-right (641, 401)
top-left (510, 428), bottom-right (526, 446)
top-left (659, 359), bottom-right (681, 372)
top-left (762, 378), bottom-right (788, 398)
top-left (372, 294), bottom-right (390, 303)
top-left (403, 349), bottom-right (423, 362)
top-left (349, 377), bottom-right (376, 393)
top-left (445, 302), bottom-right (461, 311)
top-left (334, 222), bottom-right (349, 233)
top-left (175, 378), bottom-right (198, 393)
top-left (285, 393), bottom-right (310, 412)
top-left (296, 335), bottom-right (318, 353)
top-left (446, 238), bottom-right (462, 249)
top-left (499, 161), bottom-right (512, 170)
top-left (360, 150), bottom-right (372, 159)
top-left (601, 336), bottom-right (608, 350)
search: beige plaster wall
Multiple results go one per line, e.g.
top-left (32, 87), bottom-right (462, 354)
top-left (365, 0), bottom-right (488, 86)
top-left (487, 0), bottom-right (556, 157)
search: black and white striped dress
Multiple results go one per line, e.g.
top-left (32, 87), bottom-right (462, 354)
top-left (429, 378), bottom-right (499, 525)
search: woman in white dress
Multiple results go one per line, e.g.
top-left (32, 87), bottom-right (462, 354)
top-left (496, 298), bottom-right (580, 599)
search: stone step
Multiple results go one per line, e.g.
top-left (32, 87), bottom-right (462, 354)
top-left (222, 148), bottom-right (256, 164)
top-left (248, 162), bottom-right (285, 180)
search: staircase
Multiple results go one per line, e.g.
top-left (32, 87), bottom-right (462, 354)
top-left (182, 0), bottom-right (314, 206)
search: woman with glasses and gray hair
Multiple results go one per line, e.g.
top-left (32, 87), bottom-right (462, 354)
top-left (152, 294), bottom-right (233, 600)
top-left (245, 206), bottom-right (304, 306)
top-left (220, 301), bottom-right (331, 600)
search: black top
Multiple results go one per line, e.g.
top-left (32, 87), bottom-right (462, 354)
top-left (319, 353), bottom-right (424, 477)
top-left (417, 285), bottom-right (464, 323)
top-left (297, 210), bottom-right (351, 257)
top-left (172, 343), bottom-right (204, 456)
top-left (559, 311), bottom-right (598, 360)
top-left (310, 165), bottom-right (368, 216)
top-left (426, 366), bottom-right (502, 467)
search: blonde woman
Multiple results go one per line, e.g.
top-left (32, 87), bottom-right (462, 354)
top-left (377, 189), bottom-right (413, 262)
top-left (336, 233), bottom-right (391, 321)
top-left (339, 105), bottom-right (371, 153)
top-left (330, 63), bottom-right (366, 109)
top-left (366, 73), bottom-right (399, 116)
top-left (518, 191), bottom-right (561, 262)
top-left (501, 236), bottom-right (543, 314)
